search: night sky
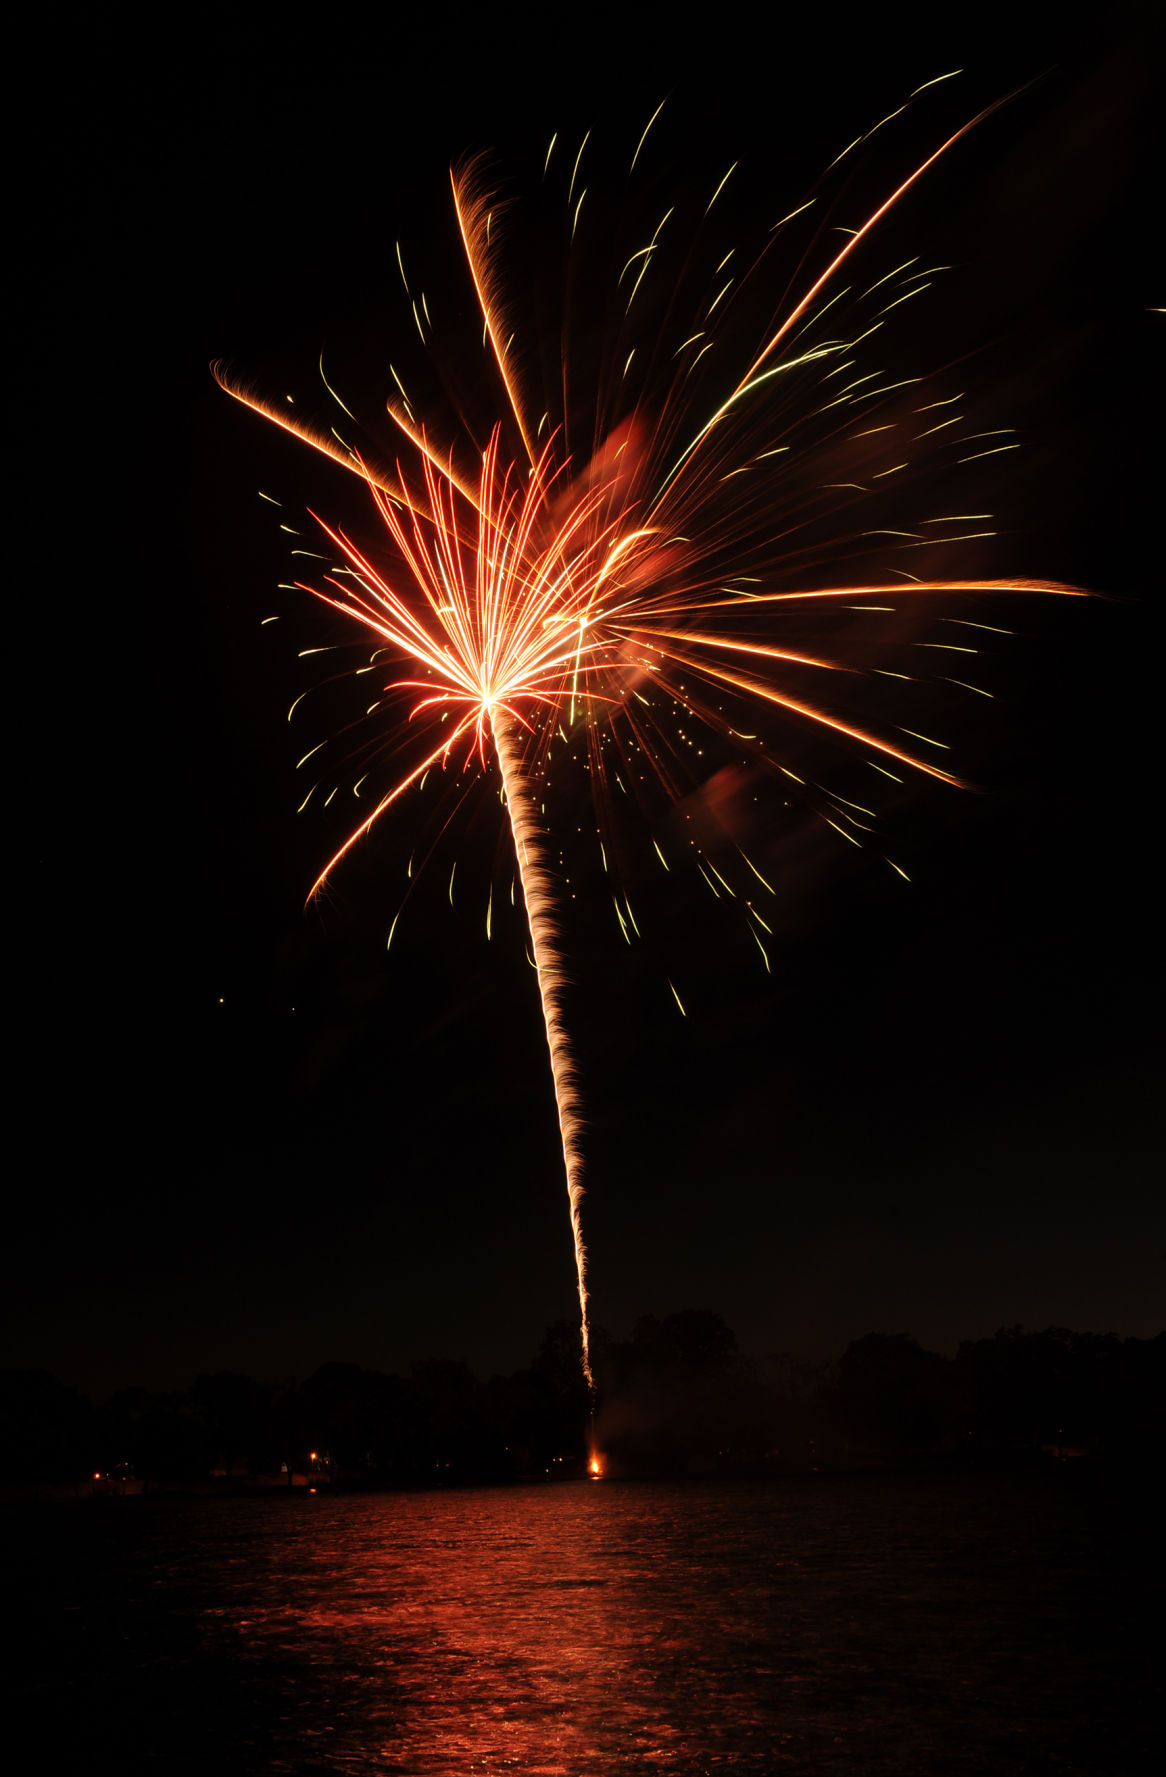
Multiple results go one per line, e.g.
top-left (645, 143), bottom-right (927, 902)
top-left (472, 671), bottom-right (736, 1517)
top-left (13, 3), bottom-right (1160, 1403)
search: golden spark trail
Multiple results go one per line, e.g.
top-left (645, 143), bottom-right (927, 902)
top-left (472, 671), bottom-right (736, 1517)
top-left (493, 717), bottom-right (593, 1388)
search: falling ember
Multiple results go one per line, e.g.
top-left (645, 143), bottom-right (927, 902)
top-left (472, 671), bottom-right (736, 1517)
top-left (217, 96), bottom-right (1082, 1391)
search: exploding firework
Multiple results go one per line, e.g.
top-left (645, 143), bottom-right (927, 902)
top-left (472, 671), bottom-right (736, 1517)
top-left (216, 91), bottom-right (1080, 1390)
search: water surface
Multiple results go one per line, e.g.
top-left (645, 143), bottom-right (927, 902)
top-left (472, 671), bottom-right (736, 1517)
top-left (10, 1473), bottom-right (1157, 1773)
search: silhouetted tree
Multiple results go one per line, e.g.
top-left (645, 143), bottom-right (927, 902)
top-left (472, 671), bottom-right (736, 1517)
top-left (956, 1326), bottom-right (1166, 1458)
top-left (14, 1317), bottom-right (1157, 1496)
top-left (302, 1361), bottom-right (405, 1478)
top-left (597, 1310), bottom-right (761, 1474)
top-left (96, 1386), bottom-right (207, 1483)
top-left (190, 1371), bottom-right (272, 1474)
top-left (0, 1371), bottom-right (91, 1483)
top-left (399, 1359), bottom-right (487, 1480)
top-left (828, 1333), bottom-right (958, 1456)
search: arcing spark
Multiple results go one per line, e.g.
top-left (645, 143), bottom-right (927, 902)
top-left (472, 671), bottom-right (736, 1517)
top-left (216, 99), bottom-right (1081, 1389)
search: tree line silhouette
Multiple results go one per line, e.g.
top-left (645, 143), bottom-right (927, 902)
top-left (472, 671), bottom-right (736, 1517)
top-left (3, 1316), bottom-right (1162, 1490)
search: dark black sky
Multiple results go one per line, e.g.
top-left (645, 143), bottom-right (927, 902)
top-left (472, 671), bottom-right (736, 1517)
top-left (12, 3), bottom-right (1161, 1401)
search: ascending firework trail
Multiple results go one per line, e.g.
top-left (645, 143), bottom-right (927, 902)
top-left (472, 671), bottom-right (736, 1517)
top-left (217, 94), bottom-right (1080, 1392)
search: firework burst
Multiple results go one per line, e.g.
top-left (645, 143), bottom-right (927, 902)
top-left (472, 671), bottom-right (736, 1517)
top-left (216, 93), bottom-right (1081, 1389)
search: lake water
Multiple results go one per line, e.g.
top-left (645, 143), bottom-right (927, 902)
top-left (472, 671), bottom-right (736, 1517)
top-left (8, 1473), bottom-right (1158, 1774)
